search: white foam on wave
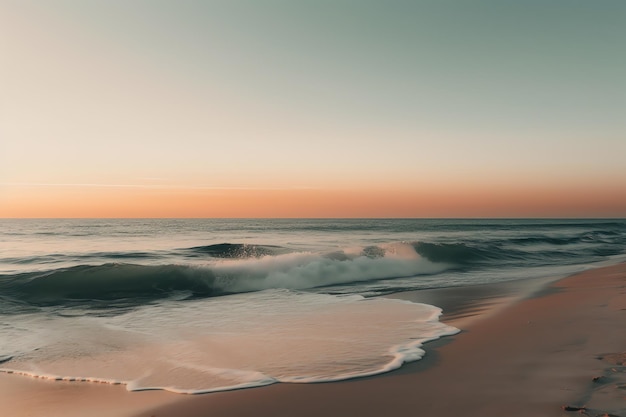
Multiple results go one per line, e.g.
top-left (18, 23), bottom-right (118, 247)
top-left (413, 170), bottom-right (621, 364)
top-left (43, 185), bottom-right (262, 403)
top-left (208, 242), bottom-right (448, 293)
top-left (0, 290), bottom-right (458, 394)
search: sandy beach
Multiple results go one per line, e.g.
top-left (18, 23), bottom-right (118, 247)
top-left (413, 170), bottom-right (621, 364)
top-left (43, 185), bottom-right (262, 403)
top-left (2, 262), bottom-right (625, 417)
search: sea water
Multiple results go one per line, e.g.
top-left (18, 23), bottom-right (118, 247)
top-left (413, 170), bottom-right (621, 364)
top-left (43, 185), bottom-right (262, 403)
top-left (1, 219), bottom-right (624, 393)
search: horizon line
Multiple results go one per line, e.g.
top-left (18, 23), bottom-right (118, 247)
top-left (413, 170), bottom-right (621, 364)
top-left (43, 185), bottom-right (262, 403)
top-left (1, 216), bottom-right (624, 220)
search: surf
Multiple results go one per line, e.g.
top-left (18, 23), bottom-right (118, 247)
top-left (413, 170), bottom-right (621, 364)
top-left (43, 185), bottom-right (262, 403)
top-left (0, 290), bottom-right (459, 394)
top-left (0, 243), bottom-right (447, 307)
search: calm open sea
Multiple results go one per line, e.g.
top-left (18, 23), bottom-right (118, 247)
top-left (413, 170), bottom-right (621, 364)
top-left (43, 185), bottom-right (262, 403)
top-left (1, 219), bottom-right (624, 393)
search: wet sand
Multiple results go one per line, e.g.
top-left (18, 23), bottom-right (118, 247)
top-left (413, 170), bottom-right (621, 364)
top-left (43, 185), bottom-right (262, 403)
top-left (2, 263), bottom-right (625, 417)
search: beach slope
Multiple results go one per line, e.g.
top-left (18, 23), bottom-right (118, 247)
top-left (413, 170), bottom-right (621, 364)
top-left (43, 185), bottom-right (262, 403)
top-left (141, 263), bottom-right (626, 417)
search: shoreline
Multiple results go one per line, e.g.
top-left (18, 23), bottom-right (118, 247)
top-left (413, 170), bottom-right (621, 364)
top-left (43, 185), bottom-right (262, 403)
top-left (2, 263), bottom-right (625, 416)
top-left (387, 272), bottom-right (563, 327)
top-left (139, 262), bottom-right (626, 417)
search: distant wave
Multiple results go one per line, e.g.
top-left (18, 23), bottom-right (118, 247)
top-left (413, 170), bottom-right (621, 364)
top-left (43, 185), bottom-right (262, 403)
top-left (410, 241), bottom-right (566, 266)
top-left (185, 243), bottom-right (289, 258)
top-left (1, 251), bottom-right (159, 266)
top-left (411, 227), bottom-right (626, 267)
top-left (508, 230), bottom-right (622, 246)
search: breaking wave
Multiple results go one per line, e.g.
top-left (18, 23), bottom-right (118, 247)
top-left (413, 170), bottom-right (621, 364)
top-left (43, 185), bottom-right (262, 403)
top-left (0, 243), bottom-right (446, 307)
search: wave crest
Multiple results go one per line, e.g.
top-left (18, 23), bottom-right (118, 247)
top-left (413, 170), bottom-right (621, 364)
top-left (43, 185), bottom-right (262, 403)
top-left (186, 243), bottom-right (288, 258)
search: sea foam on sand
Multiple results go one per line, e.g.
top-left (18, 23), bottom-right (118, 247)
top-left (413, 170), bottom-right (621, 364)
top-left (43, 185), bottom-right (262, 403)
top-left (1, 290), bottom-right (458, 393)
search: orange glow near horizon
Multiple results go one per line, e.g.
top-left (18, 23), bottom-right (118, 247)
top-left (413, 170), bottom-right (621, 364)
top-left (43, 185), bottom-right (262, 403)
top-left (2, 183), bottom-right (625, 218)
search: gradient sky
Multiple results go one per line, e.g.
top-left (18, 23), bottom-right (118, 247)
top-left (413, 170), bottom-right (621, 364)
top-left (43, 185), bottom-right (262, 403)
top-left (1, 0), bottom-right (625, 217)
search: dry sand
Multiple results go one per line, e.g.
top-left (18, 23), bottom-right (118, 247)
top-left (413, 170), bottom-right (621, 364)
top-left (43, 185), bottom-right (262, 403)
top-left (2, 263), bottom-right (625, 417)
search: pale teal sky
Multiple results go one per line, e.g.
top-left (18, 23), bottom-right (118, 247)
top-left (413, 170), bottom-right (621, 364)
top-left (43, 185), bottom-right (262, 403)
top-left (1, 1), bottom-right (625, 216)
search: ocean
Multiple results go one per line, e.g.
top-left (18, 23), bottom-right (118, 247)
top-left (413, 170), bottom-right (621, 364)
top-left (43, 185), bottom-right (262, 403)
top-left (1, 218), bottom-right (625, 393)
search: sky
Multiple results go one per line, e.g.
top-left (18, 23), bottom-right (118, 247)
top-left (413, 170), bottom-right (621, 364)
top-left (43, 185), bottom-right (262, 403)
top-left (1, 0), bottom-right (625, 218)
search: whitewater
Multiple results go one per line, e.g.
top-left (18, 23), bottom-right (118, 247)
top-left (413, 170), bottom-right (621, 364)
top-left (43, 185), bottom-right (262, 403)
top-left (1, 219), bottom-right (625, 393)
